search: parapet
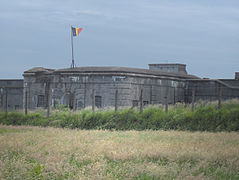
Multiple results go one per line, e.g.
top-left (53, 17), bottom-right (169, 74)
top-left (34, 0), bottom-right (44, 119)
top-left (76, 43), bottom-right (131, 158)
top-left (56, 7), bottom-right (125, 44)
top-left (148, 63), bottom-right (187, 75)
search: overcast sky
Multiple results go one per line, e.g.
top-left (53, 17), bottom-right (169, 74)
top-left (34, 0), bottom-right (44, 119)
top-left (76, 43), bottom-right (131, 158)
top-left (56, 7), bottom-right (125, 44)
top-left (0, 0), bottom-right (238, 79)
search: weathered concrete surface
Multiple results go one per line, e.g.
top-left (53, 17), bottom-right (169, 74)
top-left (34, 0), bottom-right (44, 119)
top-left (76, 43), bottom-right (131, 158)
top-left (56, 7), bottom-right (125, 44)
top-left (0, 79), bottom-right (23, 111)
top-left (23, 66), bottom-right (194, 110)
top-left (148, 64), bottom-right (187, 75)
top-left (185, 79), bottom-right (239, 103)
top-left (2, 64), bottom-right (237, 111)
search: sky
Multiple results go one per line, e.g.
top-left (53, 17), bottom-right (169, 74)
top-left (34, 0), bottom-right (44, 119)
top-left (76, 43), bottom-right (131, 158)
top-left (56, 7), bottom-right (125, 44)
top-left (0, 0), bottom-right (238, 79)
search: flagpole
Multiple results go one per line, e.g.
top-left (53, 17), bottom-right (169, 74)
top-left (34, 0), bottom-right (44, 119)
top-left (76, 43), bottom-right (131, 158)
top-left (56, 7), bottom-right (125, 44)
top-left (71, 26), bottom-right (75, 68)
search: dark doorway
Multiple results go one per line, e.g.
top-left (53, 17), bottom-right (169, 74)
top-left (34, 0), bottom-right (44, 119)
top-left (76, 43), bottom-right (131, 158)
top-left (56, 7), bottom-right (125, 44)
top-left (63, 92), bottom-right (74, 109)
top-left (95, 96), bottom-right (102, 108)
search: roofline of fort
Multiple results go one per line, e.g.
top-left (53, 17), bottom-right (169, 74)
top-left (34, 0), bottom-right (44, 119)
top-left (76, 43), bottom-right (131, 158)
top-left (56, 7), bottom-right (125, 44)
top-left (23, 66), bottom-right (199, 79)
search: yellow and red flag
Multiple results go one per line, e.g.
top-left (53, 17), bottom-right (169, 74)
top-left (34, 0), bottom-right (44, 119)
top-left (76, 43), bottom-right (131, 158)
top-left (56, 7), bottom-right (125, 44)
top-left (72, 27), bottom-right (83, 36)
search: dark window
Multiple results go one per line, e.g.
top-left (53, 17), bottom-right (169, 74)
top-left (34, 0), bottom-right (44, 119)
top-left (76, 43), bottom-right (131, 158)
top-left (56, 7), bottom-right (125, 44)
top-left (132, 100), bottom-right (138, 107)
top-left (95, 96), bottom-right (102, 108)
top-left (78, 101), bottom-right (84, 109)
top-left (69, 93), bottom-right (74, 109)
top-left (143, 101), bottom-right (149, 106)
top-left (37, 95), bottom-right (45, 107)
top-left (15, 105), bottom-right (20, 110)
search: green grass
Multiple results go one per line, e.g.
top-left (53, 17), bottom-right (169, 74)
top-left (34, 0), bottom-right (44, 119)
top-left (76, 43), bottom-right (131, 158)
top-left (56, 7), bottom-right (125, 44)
top-left (0, 127), bottom-right (32, 134)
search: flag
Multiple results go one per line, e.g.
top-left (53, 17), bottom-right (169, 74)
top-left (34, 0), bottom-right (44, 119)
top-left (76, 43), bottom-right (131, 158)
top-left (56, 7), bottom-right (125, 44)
top-left (72, 27), bottom-right (83, 36)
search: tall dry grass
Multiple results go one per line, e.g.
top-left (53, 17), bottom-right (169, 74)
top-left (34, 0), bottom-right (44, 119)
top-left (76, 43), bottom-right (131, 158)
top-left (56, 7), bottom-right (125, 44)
top-left (0, 125), bottom-right (239, 179)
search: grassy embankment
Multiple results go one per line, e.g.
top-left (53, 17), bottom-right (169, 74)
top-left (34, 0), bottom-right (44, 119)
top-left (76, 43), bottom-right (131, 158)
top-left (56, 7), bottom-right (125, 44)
top-left (0, 125), bottom-right (239, 179)
top-left (0, 100), bottom-right (239, 132)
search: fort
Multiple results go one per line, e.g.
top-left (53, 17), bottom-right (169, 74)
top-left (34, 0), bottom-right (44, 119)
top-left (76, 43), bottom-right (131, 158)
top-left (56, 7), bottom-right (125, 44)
top-left (0, 63), bottom-right (239, 111)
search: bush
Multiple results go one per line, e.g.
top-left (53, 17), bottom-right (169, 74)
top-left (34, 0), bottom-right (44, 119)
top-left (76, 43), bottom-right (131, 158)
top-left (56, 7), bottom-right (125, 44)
top-left (0, 112), bottom-right (25, 125)
top-left (0, 101), bottom-right (239, 132)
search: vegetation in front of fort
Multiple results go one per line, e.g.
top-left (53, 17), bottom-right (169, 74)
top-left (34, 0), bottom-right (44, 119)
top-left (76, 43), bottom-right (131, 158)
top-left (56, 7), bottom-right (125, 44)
top-left (0, 125), bottom-right (239, 179)
top-left (0, 100), bottom-right (239, 132)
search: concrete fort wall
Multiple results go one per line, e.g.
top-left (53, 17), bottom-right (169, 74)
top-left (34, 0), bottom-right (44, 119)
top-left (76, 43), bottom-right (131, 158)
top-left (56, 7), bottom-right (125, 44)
top-left (185, 79), bottom-right (239, 103)
top-left (2, 65), bottom-right (239, 111)
top-left (24, 73), bottom-right (186, 110)
top-left (22, 65), bottom-right (239, 110)
top-left (0, 80), bottom-right (23, 111)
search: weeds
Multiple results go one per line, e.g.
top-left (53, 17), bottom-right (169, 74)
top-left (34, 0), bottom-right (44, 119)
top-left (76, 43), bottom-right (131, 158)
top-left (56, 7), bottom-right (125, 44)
top-left (0, 100), bottom-right (239, 132)
top-left (0, 126), bottom-right (239, 179)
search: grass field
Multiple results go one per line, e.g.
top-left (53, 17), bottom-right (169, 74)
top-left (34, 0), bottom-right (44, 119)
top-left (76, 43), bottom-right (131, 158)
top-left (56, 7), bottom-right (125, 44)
top-left (0, 125), bottom-right (239, 179)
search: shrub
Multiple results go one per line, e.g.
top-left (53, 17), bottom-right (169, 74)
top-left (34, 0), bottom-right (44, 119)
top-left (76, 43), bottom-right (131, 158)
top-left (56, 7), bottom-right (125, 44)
top-left (0, 101), bottom-right (239, 132)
